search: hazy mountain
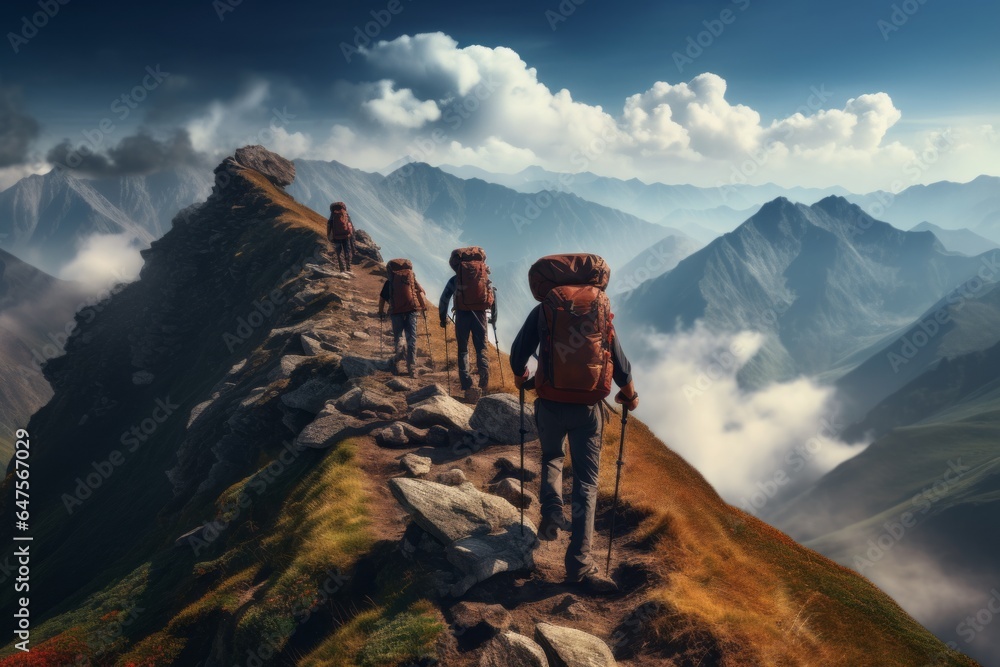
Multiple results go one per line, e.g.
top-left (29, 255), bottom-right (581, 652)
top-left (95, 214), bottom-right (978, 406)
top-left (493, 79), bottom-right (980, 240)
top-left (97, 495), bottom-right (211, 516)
top-left (658, 203), bottom-right (762, 242)
top-left (617, 196), bottom-right (987, 387)
top-left (613, 234), bottom-right (704, 296)
top-left (910, 220), bottom-right (1000, 255)
top-left (0, 249), bottom-right (88, 463)
top-left (86, 165), bottom-right (212, 238)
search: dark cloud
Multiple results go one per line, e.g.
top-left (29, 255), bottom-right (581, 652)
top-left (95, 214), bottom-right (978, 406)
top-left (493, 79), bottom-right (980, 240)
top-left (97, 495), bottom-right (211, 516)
top-left (0, 86), bottom-right (40, 168)
top-left (46, 129), bottom-right (208, 177)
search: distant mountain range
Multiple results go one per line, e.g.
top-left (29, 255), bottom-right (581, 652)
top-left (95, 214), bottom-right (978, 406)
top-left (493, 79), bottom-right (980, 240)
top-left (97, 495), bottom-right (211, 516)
top-left (910, 220), bottom-right (999, 255)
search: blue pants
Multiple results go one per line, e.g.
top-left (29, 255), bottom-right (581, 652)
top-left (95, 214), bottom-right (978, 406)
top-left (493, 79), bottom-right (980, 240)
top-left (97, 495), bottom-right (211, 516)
top-left (455, 310), bottom-right (490, 390)
top-left (391, 312), bottom-right (419, 368)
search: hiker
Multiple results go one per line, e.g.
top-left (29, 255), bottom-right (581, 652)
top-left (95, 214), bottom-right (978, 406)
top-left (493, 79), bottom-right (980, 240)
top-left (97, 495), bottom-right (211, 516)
top-left (510, 253), bottom-right (639, 595)
top-left (378, 259), bottom-right (428, 378)
top-left (327, 201), bottom-right (356, 272)
top-left (439, 246), bottom-right (497, 404)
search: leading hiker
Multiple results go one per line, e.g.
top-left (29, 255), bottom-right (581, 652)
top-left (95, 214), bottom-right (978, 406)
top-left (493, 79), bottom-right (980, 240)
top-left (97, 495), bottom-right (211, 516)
top-left (439, 246), bottom-right (497, 404)
top-left (378, 259), bottom-right (428, 378)
top-left (327, 201), bottom-right (356, 273)
top-left (510, 253), bottom-right (639, 595)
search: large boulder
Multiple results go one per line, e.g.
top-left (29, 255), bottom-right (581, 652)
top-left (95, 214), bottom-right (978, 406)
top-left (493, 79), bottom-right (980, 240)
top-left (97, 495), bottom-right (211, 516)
top-left (479, 632), bottom-right (548, 667)
top-left (295, 404), bottom-right (370, 449)
top-left (374, 421), bottom-right (429, 448)
top-left (534, 623), bottom-right (617, 667)
top-left (470, 393), bottom-right (538, 443)
top-left (406, 383), bottom-right (448, 405)
top-left (341, 355), bottom-right (390, 378)
top-left (231, 145), bottom-right (295, 187)
top-left (268, 355), bottom-right (311, 381)
top-left (400, 453), bottom-right (432, 477)
top-left (335, 386), bottom-right (396, 415)
top-left (409, 394), bottom-right (474, 432)
top-left (389, 478), bottom-right (536, 596)
top-left (281, 378), bottom-right (342, 414)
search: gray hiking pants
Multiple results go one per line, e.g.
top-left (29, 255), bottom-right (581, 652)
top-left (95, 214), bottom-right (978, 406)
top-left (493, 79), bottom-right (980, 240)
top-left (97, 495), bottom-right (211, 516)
top-left (391, 312), bottom-right (419, 368)
top-left (534, 398), bottom-right (604, 579)
top-left (455, 310), bottom-right (489, 390)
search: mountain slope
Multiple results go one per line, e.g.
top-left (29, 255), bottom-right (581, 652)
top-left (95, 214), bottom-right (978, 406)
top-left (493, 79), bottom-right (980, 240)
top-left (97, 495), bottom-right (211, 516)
top-left (0, 249), bottom-right (88, 463)
top-left (617, 196), bottom-right (987, 387)
top-left (911, 221), bottom-right (1000, 256)
top-left (0, 148), bottom-right (973, 667)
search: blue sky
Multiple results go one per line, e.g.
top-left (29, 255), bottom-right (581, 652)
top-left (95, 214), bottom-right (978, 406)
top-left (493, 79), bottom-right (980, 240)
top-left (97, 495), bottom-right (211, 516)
top-left (1, 0), bottom-right (998, 190)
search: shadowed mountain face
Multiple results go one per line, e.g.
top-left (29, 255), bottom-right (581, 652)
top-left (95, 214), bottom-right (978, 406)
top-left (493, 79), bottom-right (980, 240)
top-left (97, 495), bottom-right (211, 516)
top-left (0, 148), bottom-right (974, 667)
top-left (617, 195), bottom-right (988, 386)
top-left (0, 249), bottom-right (89, 463)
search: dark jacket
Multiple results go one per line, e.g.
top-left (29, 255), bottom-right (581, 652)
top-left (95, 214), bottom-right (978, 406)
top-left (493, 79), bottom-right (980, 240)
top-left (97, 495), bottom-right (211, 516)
top-left (438, 275), bottom-right (498, 325)
top-left (509, 304), bottom-right (632, 389)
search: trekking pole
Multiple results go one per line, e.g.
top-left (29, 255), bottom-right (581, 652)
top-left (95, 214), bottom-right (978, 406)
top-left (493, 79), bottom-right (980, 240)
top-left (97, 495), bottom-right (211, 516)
top-left (491, 319), bottom-right (506, 388)
top-left (519, 383), bottom-right (526, 537)
top-left (421, 311), bottom-right (435, 367)
top-left (606, 406), bottom-right (629, 574)
top-left (379, 314), bottom-right (384, 357)
top-left (443, 320), bottom-right (452, 395)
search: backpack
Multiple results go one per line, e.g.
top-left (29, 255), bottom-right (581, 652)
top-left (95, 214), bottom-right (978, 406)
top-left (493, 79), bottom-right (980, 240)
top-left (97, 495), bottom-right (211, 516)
top-left (386, 258), bottom-right (423, 315)
top-left (449, 246), bottom-right (494, 311)
top-left (528, 254), bottom-right (614, 405)
top-left (328, 202), bottom-right (354, 241)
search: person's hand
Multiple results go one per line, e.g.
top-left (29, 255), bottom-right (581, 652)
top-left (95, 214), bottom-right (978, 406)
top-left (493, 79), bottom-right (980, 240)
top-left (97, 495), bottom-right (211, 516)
top-left (440, 318), bottom-right (447, 328)
top-left (489, 312), bottom-right (497, 325)
top-left (378, 311), bottom-right (385, 322)
top-left (513, 370), bottom-right (529, 389)
top-left (614, 381), bottom-right (639, 411)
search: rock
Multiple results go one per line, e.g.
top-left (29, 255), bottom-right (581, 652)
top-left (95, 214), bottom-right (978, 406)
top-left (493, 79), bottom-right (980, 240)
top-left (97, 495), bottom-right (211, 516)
top-left (268, 355), bottom-right (311, 381)
top-left (389, 478), bottom-right (536, 596)
top-left (451, 601), bottom-right (511, 640)
top-left (409, 395), bottom-right (474, 432)
top-left (334, 386), bottom-right (396, 415)
top-left (341, 355), bottom-right (389, 378)
top-left (426, 425), bottom-right (450, 447)
top-left (489, 478), bottom-right (537, 509)
top-left (400, 453), bottom-right (432, 477)
top-left (534, 623), bottom-right (617, 667)
top-left (552, 594), bottom-right (586, 620)
top-left (479, 632), bottom-right (548, 667)
top-left (295, 405), bottom-right (369, 449)
top-left (385, 378), bottom-right (415, 392)
top-left (231, 145), bottom-right (295, 187)
top-left (305, 263), bottom-right (341, 279)
top-left (470, 394), bottom-right (538, 443)
top-left (291, 283), bottom-right (327, 307)
top-left (174, 525), bottom-right (214, 549)
top-left (300, 334), bottom-right (328, 356)
top-left (375, 422), bottom-right (429, 448)
top-left (405, 383), bottom-right (448, 405)
top-left (132, 370), bottom-right (155, 385)
top-left (187, 398), bottom-right (215, 429)
top-left (435, 469), bottom-right (467, 486)
top-left (351, 330), bottom-right (370, 340)
top-left (494, 456), bottom-right (538, 482)
top-left (281, 378), bottom-right (342, 414)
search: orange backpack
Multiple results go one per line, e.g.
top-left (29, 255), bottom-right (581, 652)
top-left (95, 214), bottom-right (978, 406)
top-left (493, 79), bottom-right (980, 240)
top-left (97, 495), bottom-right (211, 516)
top-left (386, 258), bottom-right (423, 315)
top-left (529, 254), bottom-right (614, 405)
top-left (449, 246), bottom-right (494, 311)
top-left (328, 202), bottom-right (354, 241)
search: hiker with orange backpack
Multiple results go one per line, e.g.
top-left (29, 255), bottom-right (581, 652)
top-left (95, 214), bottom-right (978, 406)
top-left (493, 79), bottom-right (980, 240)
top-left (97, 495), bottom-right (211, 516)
top-left (438, 246), bottom-right (497, 404)
top-left (327, 201), bottom-right (356, 272)
top-left (510, 254), bottom-right (639, 595)
top-left (378, 259), bottom-right (428, 378)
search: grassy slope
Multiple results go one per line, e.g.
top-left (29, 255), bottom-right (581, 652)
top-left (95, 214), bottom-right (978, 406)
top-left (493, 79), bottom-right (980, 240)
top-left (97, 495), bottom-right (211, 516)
top-left (0, 169), bottom-right (976, 666)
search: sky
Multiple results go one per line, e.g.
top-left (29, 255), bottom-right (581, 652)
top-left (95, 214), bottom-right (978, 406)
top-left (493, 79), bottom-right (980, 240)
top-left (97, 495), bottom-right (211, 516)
top-left (1, 0), bottom-right (999, 191)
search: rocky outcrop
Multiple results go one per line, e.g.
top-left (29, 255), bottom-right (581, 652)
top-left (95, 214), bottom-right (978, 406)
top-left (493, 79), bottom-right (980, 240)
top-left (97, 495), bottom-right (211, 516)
top-left (296, 403), bottom-right (372, 449)
top-left (471, 393), bottom-right (538, 443)
top-left (479, 632), bottom-right (548, 667)
top-left (409, 394), bottom-right (474, 432)
top-left (534, 623), bottom-right (618, 667)
top-left (227, 145), bottom-right (296, 187)
top-left (400, 452), bottom-right (432, 477)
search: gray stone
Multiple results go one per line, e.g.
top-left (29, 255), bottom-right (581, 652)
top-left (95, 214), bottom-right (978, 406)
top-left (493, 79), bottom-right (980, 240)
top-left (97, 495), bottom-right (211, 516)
top-left (409, 394), bottom-right (474, 432)
top-left (470, 393), bottom-right (538, 444)
top-left (400, 453), bottom-right (432, 477)
top-left (305, 263), bottom-right (341, 279)
top-left (434, 469), bottom-right (467, 486)
top-left (187, 398), bottom-right (216, 429)
top-left (451, 601), bottom-right (511, 637)
top-left (489, 477), bottom-right (537, 509)
top-left (231, 145), bottom-right (295, 187)
top-left (292, 283), bottom-right (327, 307)
top-left (351, 330), bottom-right (370, 340)
top-left (295, 405), bottom-right (369, 449)
top-left (300, 334), bottom-right (328, 356)
top-left (479, 632), bottom-right (548, 667)
top-left (335, 386), bottom-right (396, 415)
top-left (386, 378), bottom-right (415, 392)
top-left (374, 422), bottom-right (429, 448)
top-left (405, 383), bottom-right (448, 406)
top-left (341, 355), bottom-right (389, 378)
top-left (426, 425), bottom-right (450, 447)
top-left (552, 594), bottom-right (586, 621)
top-left (534, 623), bottom-right (617, 667)
top-left (268, 355), bottom-right (311, 381)
top-left (281, 378), bottom-right (342, 414)
top-left (495, 456), bottom-right (539, 482)
top-left (132, 370), bottom-right (155, 385)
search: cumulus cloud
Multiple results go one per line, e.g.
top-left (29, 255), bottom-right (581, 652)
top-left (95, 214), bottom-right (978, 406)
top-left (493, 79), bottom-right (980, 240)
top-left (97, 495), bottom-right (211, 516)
top-left (59, 233), bottom-right (144, 291)
top-left (361, 80), bottom-right (441, 129)
top-left (632, 325), bottom-right (864, 506)
top-left (0, 86), bottom-right (40, 168)
top-left (46, 129), bottom-right (207, 177)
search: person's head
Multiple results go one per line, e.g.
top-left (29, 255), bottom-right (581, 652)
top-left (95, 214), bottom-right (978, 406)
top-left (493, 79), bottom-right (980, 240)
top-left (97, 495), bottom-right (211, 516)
top-left (330, 202), bottom-right (345, 213)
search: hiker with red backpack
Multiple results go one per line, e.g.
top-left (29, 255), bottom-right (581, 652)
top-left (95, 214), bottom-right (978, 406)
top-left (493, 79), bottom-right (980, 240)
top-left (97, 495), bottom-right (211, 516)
top-left (438, 246), bottom-right (497, 404)
top-left (327, 201), bottom-right (356, 272)
top-left (378, 259), bottom-right (428, 378)
top-left (510, 253), bottom-right (639, 595)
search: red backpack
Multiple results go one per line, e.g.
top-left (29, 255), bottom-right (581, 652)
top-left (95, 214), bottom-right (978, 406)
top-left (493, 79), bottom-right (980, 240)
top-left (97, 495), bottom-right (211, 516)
top-left (449, 246), bottom-right (494, 311)
top-left (386, 258), bottom-right (423, 315)
top-left (328, 202), bottom-right (354, 241)
top-left (529, 254), bottom-right (614, 405)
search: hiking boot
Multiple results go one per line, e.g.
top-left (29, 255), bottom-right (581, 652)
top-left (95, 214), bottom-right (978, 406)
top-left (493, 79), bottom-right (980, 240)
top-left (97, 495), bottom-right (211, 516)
top-left (568, 568), bottom-right (619, 595)
top-left (464, 387), bottom-right (482, 404)
top-left (537, 513), bottom-right (571, 541)
top-left (407, 363), bottom-right (417, 378)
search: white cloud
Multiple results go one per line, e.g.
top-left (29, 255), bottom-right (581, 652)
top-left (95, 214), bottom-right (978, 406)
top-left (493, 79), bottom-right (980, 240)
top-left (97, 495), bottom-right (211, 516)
top-left (632, 325), bottom-right (864, 505)
top-left (59, 233), bottom-right (144, 291)
top-left (361, 80), bottom-right (441, 129)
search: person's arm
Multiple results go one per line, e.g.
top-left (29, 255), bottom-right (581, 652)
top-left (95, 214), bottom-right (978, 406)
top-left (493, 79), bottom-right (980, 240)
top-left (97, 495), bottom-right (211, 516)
top-left (326, 216), bottom-right (334, 242)
top-left (378, 281), bottom-right (391, 317)
top-left (610, 329), bottom-right (638, 409)
top-left (438, 277), bottom-right (455, 325)
top-left (416, 280), bottom-right (428, 310)
top-left (378, 298), bottom-right (387, 317)
top-left (510, 305), bottom-right (541, 378)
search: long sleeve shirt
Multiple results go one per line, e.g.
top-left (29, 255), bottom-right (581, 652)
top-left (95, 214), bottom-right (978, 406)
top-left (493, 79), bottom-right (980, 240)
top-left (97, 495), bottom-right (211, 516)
top-left (438, 276), bottom-right (498, 324)
top-left (509, 304), bottom-right (632, 389)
